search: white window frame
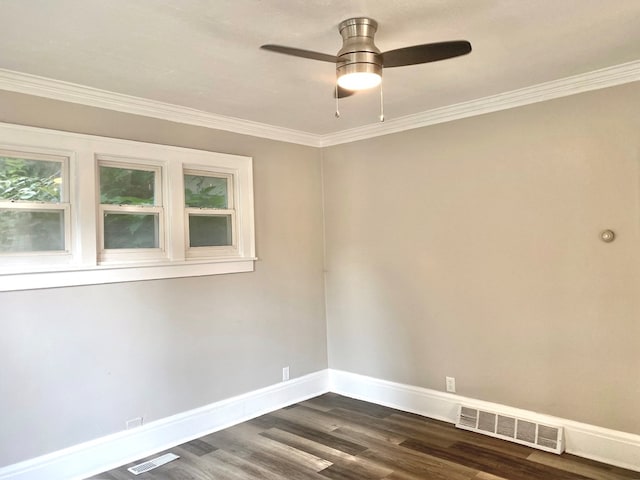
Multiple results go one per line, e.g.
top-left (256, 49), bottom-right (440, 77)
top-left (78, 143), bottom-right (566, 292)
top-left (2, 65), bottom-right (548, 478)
top-left (97, 157), bottom-right (166, 264)
top-left (0, 122), bottom-right (255, 291)
top-left (183, 167), bottom-right (238, 259)
top-left (0, 147), bottom-right (74, 267)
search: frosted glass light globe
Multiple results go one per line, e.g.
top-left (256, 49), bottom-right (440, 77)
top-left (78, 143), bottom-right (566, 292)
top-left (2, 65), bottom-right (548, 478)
top-left (337, 72), bottom-right (381, 90)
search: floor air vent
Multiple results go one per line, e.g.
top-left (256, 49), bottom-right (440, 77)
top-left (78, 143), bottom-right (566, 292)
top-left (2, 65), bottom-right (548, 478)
top-left (456, 405), bottom-right (564, 454)
top-left (127, 453), bottom-right (180, 475)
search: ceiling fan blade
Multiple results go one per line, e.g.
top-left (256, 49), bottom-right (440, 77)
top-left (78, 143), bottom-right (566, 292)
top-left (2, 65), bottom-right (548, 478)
top-left (382, 40), bottom-right (472, 68)
top-left (335, 86), bottom-right (356, 99)
top-left (260, 45), bottom-right (338, 63)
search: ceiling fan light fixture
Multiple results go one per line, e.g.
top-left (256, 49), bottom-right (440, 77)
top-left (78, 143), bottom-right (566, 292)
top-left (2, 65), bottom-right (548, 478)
top-left (337, 71), bottom-right (381, 91)
top-left (336, 62), bottom-right (382, 91)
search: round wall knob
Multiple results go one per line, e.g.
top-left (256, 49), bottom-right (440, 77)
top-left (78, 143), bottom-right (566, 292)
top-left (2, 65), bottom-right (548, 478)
top-left (600, 230), bottom-right (615, 243)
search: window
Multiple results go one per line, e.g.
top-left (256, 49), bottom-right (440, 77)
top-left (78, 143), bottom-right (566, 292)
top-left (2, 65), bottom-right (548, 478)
top-left (0, 123), bottom-right (255, 291)
top-left (184, 169), bottom-right (235, 257)
top-left (0, 150), bottom-right (71, 266)
top-left (98, 159), bottom-right (165, 263)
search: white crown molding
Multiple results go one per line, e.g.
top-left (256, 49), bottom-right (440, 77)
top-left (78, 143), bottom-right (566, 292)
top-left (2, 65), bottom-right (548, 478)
top-left (1, 60), bottom-right (640, 149)
top-left (320, 59), bottom-right (640, 146)
top-left (328, 369), bottom-right (640, 472)
top-left (0, 69), bottom-right (323, 147)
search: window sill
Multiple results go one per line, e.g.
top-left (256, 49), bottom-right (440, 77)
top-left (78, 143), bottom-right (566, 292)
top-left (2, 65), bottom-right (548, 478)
top-left (0, 258), bottom-right (257, 291)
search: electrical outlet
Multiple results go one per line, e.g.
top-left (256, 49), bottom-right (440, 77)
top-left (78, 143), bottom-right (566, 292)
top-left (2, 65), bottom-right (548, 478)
top-left (282, 366), bottom-right (290, 381)
top-left (126, 417), bottom-right (143, 429)
top-left (446, 376), bottom-right (456, 393)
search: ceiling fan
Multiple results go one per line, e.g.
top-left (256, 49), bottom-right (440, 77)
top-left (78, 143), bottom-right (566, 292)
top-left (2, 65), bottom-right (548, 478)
top-left (261, 17), bottom-right (472, 101)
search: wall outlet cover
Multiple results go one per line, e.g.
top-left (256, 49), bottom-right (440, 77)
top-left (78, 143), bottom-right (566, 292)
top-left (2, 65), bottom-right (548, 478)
top-left (126, 417), bottom-right (143, 429)
top-left (446, 376), bottom-right (456, 393)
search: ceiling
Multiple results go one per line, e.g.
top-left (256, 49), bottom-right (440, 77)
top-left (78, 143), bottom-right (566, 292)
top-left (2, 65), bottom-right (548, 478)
top-left (0, 0), bottom-right (639, 137)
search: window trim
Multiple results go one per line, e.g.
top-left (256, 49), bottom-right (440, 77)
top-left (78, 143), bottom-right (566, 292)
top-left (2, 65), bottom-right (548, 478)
top-left (0, 122), bottom-right (255, 291)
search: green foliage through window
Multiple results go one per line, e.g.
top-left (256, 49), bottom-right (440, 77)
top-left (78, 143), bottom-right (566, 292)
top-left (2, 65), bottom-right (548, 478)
top-left (0, 156), bottom-right (62, 202)
top-left (0, 210), bottom-right (64, 252)
top-left (100, 166), bottom-right (155, 205)
top-left (103, 213), bottom-right (159, 249)
top-left (188, 214), bottom-right (232, 247)
top-left (184, 174), bottom-right (227, 209)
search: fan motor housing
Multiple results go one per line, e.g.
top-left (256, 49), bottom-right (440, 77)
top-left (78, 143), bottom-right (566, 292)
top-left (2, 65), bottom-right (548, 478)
top-left (336, 17), bottom-right (383, 81)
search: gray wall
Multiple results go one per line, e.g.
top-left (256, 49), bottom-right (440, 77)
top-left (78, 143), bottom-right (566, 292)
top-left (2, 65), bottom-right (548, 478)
top-left (323, 82), bottom-right (640, 434)
top-left (2, 80), bottom-right (640, 467)
top-left (0, 92), bottom-right (328, 466)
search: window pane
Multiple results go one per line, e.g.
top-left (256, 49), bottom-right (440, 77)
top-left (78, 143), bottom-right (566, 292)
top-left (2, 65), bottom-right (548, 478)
top-left (0, 210), bottom-right (64, 252)
top-left (184, 174), bottom-right (228, 208)
top-left (188, 214), bottom-right (232, 247)
top-left (104, 212), bottom-right (159, 249)
top-left (0, 156), bottom-right (62, 202)
top-left (100, 166), bottom-right (155, 205)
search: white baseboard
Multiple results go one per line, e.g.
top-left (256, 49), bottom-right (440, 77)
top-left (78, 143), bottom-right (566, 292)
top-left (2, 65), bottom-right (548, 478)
top-left (0, 370), bottom-right (330, 480)
top-left (2, 368), bottom-right (638, 479)
top-left (328, 369), bottom-right (640, 472)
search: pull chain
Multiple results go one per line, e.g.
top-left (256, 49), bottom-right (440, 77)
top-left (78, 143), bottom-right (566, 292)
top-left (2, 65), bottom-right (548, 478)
top-left (335, 84), bottom-right (341, 118)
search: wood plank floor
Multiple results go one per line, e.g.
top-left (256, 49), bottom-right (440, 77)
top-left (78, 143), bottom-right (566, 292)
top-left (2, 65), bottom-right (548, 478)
top-left (87, 393), bottom-right (640, 480)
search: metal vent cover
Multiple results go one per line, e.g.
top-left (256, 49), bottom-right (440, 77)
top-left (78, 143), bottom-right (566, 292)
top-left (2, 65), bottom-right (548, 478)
top-left (496, 415), bottom-right (516, 438)
top-left (128, 453), bottom-right (180, 475)
top-left (456, 405), bottom-right (564, 454)
top-left (459, 406), bottom-right (478, 428)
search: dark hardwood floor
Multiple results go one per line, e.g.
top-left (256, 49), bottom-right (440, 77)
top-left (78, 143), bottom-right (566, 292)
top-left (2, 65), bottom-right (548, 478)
top-left (88, 393), bottom-right (639, 480)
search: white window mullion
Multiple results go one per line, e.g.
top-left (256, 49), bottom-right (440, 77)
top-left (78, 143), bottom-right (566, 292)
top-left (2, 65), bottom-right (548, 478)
top-left (75, 149), bottom-right (97, 266)
top-left (0, 202), bottom-right (67, 211)
top-left (166, 158), bottom-right (186, 261)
